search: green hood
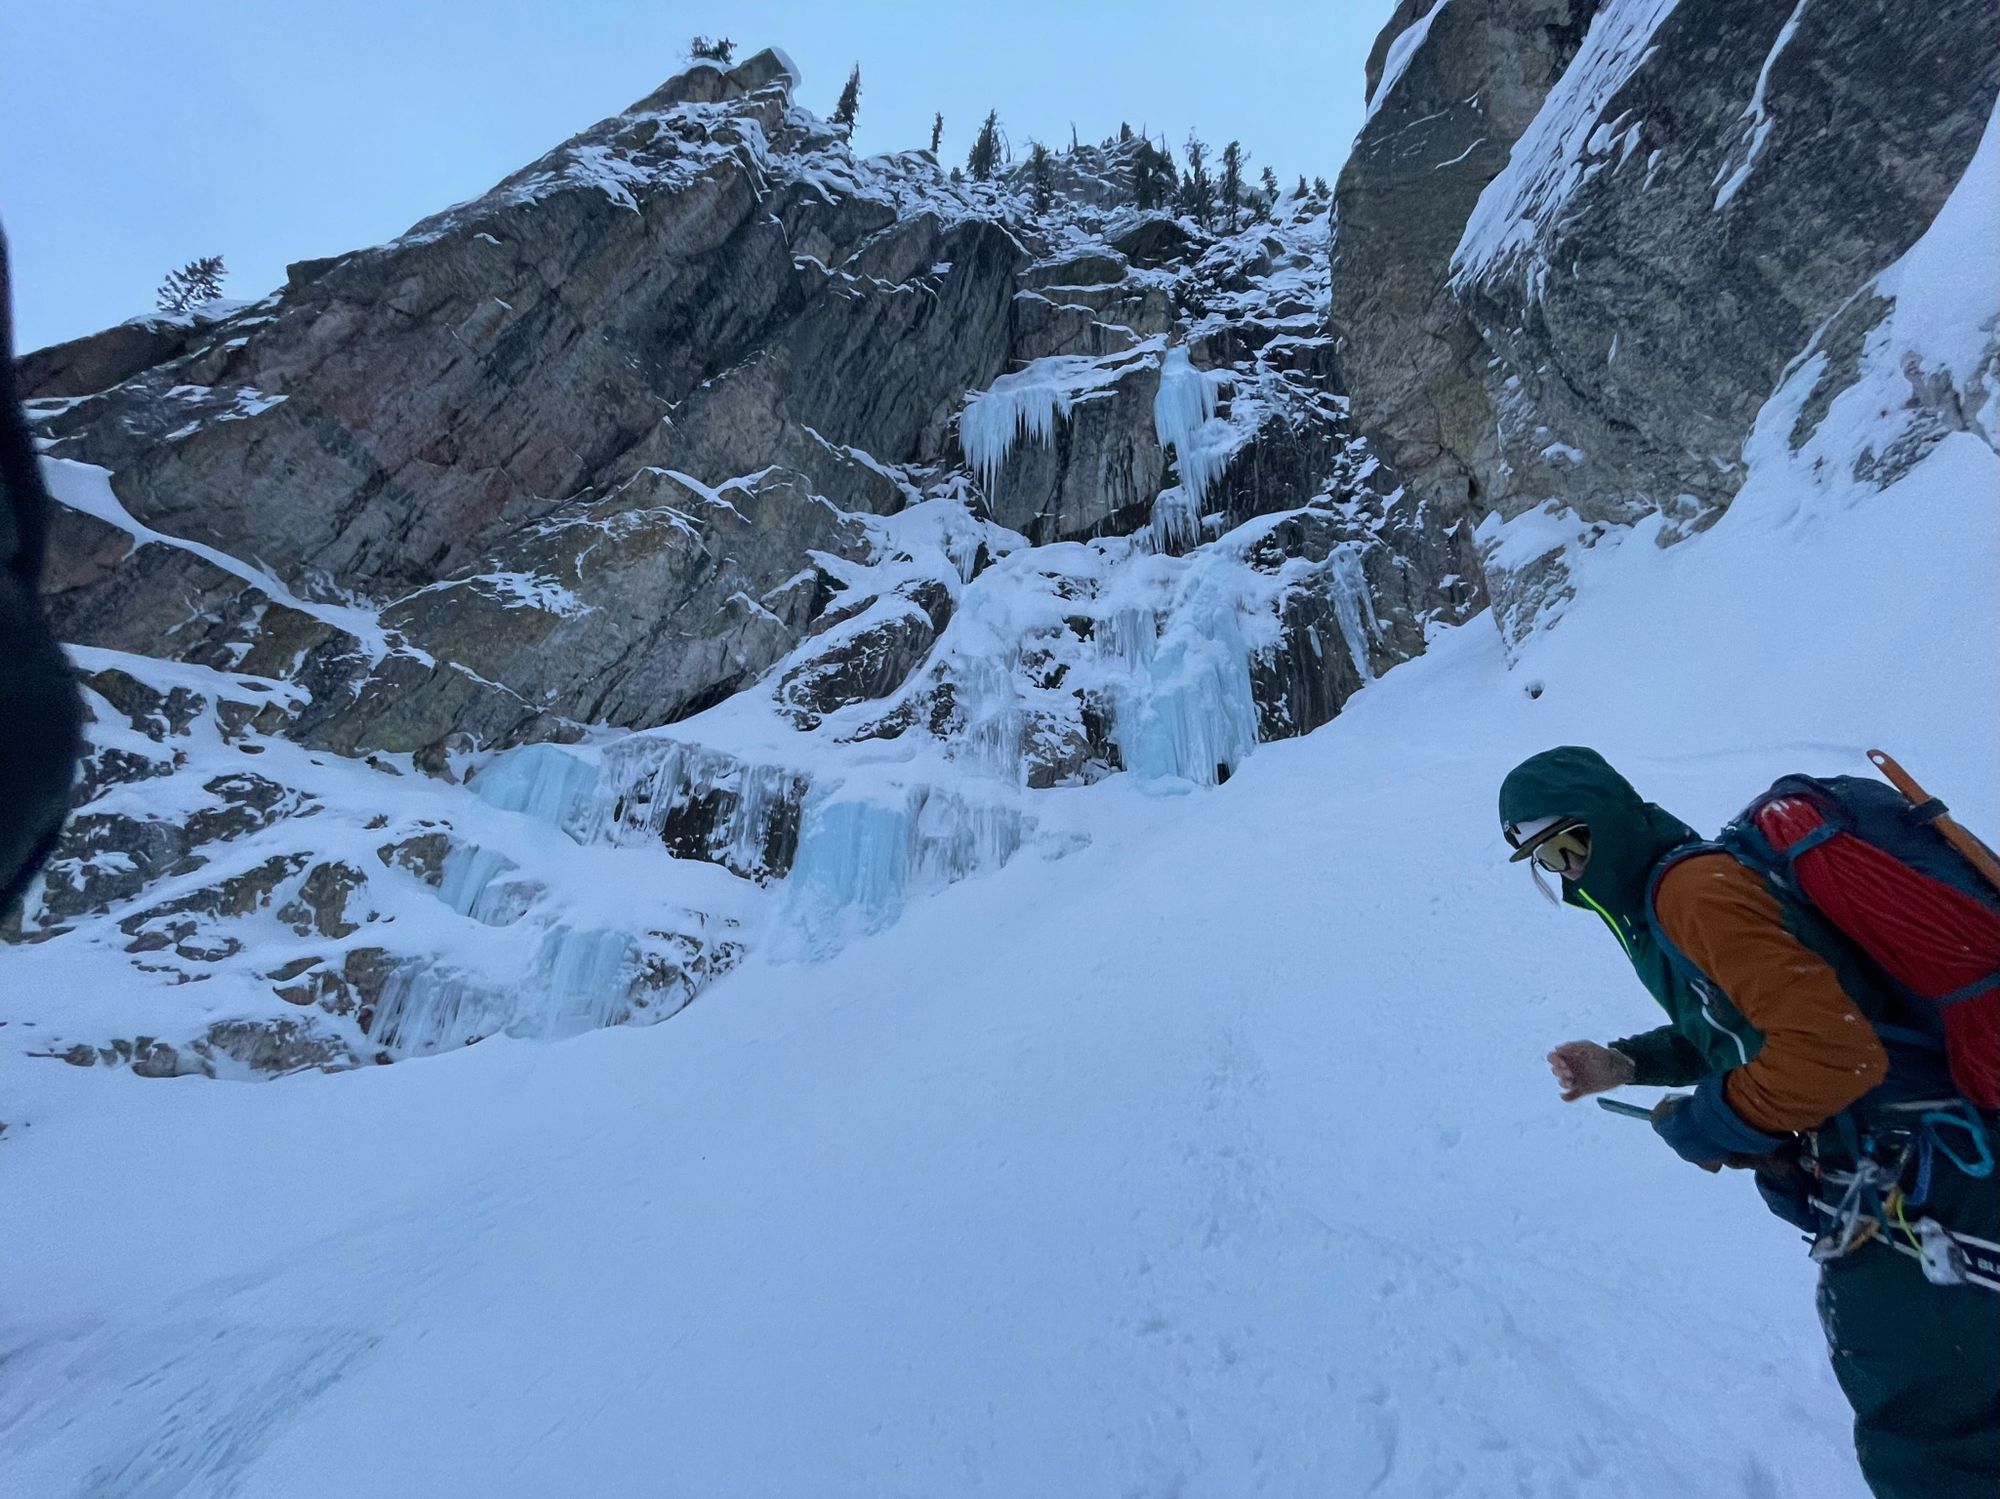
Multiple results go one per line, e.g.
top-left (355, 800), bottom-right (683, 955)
top-left (1497, 746), bottom-right (1696, 925)
top-left (1500, 746), bottom-right (1766, 1081)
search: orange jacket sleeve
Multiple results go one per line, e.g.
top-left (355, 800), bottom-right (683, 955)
top-left (1652, 853), bottom-right (1888, 1133)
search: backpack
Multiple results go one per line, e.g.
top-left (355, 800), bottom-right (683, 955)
top-left (1648, 751), bottom-right (2000, 1109)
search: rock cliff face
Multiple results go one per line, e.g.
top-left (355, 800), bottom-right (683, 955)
top-left (1334, 0), bottom-right (1998, 639)
top-left (10, 13), bottom-right (1996, 1078)
top-left (12, 48), bottom-right (1476, 1075)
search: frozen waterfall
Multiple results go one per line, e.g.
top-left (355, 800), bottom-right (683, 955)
top-left (774, 782), bottom-right (1031, 959)
top-left (468, 742), bottom-right (600, 836)
top-left (368, 926), bottom-right (637, 1056)
top-left (1152, 347), bottom-right (1230, 505)
top-left (1101, 594), bottom-right (1261, 788)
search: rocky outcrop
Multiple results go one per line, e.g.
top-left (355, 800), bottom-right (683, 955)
top-left (777, 594), bottom-right (942, 728)
top-left (38, 1015), bottom-right (357, 1079)
top-left (1333, 0), bottom-right (1602, 529)
top-left (1334, 0), bottom-right (1999, 638)
top-left (17, 310), bottom-right (226, 400)
top-left (1455, 1), bottom-right (1996, 530)
top-left (26, 50), bottom-right (1008, 751)
top-left (28, 61), bottom-right (1395, 762)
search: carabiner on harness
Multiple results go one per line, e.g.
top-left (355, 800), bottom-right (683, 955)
top-left (1919, 1104), bottom-right (1995, 1181)
top-left (1811, 1152), bottom-right (1906, 1265)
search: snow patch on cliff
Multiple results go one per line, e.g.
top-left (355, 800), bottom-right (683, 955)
top-left (1452, 0), bottom-right (1684, 295)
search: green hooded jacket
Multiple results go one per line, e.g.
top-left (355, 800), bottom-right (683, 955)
top-left (1498, 746), bottom-right (1762, 1083)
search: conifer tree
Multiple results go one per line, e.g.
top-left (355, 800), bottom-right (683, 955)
top-left (1219, 140), bottom-right (1246, 231)
top-left (1029, 141), bottom-right (1055, 213)
top-left (931, 112), bottom-right (944, 153)
top-left (1296, 174), bottom-right (1309, 199)
top-left (1119, 122), bottom-right (1134, 143)
top-left (968, 110), bottom-right (1002, 181)
top-left (1180, 133), bottom-right (1213, 228)
top-left (688, 36), bottom-right (734, 63)
top-left (1131, 142), bottom-right (1161, 211)
top-left (1261, 165), bottom-right (1280, 203)
top-left (833, 65), bottom-right (862, 129)
top-left (156, 255), bottom-right (227, 314)
top-left (1131, 139), bottom-right (1177, 212)
top-left (1312, 175), bottom-right (1330, 197)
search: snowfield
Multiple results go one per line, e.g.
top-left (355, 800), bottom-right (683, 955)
top-left (3, 76), bottom-right (1995, 1499)
top-left (5, 427), bottom-right (1990, 1494)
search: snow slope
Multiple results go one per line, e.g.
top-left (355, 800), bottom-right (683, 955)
top-left (5, 411), bottom-right (1991, 1497)
top-left (2, 76), bottom-right (1994, 1499)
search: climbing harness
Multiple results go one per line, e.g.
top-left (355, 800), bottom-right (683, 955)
top-left (1807, 1102), bottom-right (2000, 1292)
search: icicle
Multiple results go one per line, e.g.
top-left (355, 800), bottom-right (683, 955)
top-left (1152, 347), bottom-right (1229, 504)
top-left (370, 966), bottom-right (501, 1057)
top-left (529, 927), bottom-right (638, 1037)
top-left (776, 794), bottom-right (914, 957)
top-left (1148, 485), bottom-right (1202, 553)
top-left (907, 787), bottom-right (1027, 892)
top-left (435, 845), bottom-right (537, 926)
top-left (1323, 543), bottom-right (1383, 682)
top-left (945, 648), bottom-right (1034, 786)
top-left (582, 737), bottom-right (810, 881)
top-left (960, 378), bottom-right (1067, 497)
top-left (959, 350), bottom-right (1149, 499)
top-left (773, 783), bottom-right (1032, 959)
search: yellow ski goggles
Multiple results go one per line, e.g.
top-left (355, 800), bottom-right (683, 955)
top-left (1504, 816), bottom-right (1592, 874)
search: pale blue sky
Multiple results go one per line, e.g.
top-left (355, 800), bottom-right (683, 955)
top-left (2, 2), bottom-right (1399, 352)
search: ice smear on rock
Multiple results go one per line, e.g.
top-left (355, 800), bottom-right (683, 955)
top-left (1321, 544), bottom-right (1382, 681)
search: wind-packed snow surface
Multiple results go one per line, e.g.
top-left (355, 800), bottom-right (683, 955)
top-left (4, 80), bottom-right (1996, 1499)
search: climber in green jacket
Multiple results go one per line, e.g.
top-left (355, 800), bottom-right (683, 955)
top-left (1499, 746), bottom-right (1999, 1499)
